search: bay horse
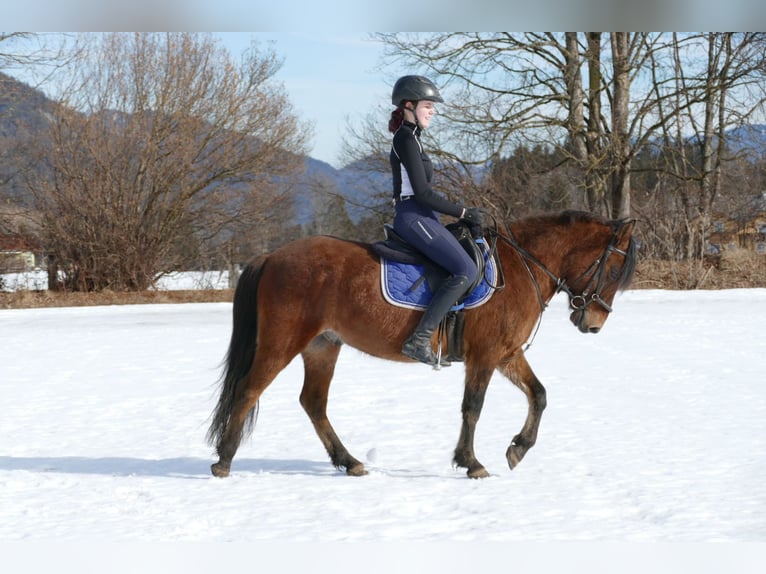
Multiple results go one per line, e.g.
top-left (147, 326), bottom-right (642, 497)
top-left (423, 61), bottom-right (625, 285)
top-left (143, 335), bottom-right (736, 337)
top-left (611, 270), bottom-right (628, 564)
top-left (207, 210), bottom-right (637, 479)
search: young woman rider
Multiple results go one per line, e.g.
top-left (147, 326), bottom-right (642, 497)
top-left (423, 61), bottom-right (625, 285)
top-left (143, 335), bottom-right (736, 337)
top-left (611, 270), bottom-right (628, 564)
top-left (389, 75), bottom-right (484, 366)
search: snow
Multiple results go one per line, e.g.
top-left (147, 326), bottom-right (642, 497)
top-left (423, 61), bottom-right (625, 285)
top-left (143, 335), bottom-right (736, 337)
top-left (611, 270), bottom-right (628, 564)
top-left (1, 269), bottom-right (231, 291)
top-left (1, 288), bottom-right (765, 570)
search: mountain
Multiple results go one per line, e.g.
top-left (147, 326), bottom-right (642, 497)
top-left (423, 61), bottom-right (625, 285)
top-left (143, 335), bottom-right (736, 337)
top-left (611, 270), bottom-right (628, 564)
top-left (725, 124), bottom-right (766, 156)
top-left (0, 73), bottom-right (58, 202)
top-left (0, 73), bottom-right (54, 136)
top-left (302, 155), bottom-right (390, 225)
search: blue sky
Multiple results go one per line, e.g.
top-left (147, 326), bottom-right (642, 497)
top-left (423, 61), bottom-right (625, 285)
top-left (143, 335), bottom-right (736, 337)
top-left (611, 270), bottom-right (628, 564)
top-left (216, 33), bottom-right (390, 167)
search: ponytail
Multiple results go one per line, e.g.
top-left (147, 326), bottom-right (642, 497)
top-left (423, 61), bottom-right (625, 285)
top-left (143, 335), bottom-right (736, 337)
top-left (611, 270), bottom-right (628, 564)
top-left (388, 107), bottom-right (405, 133)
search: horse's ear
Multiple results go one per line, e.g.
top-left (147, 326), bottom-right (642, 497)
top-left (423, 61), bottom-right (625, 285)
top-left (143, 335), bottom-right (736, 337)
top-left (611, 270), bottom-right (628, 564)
top-left (617, 218), bottom-right (636, 240)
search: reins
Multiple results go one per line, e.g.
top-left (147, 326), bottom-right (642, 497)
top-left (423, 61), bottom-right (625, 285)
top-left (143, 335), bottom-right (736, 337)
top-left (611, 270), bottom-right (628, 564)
top-left (493, 221), bottom-right (556, 351)
top-left (477, 218), bottom-right (506, 293)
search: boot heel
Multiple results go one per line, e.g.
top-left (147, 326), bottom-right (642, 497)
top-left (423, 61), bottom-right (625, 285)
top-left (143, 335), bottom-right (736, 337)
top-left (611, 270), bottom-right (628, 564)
top-left (401, 333), bottom-right (438, 365)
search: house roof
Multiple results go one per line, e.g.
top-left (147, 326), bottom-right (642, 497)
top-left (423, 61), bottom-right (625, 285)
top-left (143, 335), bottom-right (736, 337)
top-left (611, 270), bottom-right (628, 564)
top-left (0, 234), bottom-right (39, 251)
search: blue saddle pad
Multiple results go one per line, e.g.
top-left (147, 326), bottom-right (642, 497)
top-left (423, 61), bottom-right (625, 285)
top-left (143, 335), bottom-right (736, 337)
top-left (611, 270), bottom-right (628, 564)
top-left (380, 247), bottom-right (497, 311)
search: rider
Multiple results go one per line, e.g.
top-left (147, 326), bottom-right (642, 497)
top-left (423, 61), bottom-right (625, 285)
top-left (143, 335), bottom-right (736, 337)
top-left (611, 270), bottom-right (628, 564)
top-left (389, 75), bottom-right (484, 366)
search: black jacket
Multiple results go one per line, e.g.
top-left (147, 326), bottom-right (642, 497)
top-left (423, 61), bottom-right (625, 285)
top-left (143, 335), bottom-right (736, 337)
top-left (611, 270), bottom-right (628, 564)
top-left (390, 121), bottom-right (464, 218)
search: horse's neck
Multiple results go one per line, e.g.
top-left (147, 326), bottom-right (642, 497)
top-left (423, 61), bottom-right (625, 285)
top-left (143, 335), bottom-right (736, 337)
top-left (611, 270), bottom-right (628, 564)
top-left (507, 228), bottom-right (570, 298)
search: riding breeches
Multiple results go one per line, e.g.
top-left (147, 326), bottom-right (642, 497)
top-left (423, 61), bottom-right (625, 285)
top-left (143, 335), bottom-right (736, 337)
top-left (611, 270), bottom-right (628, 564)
top-left (393, 204), bottom-right (478, 284)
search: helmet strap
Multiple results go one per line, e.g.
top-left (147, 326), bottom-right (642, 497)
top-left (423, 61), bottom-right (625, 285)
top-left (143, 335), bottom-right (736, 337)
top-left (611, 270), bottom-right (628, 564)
top-left (403, 101), bottom-right (422, 130)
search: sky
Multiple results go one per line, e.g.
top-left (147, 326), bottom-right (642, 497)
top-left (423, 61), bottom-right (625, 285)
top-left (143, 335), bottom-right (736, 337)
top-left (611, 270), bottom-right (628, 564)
top-left (1, 277), bottom-right (765, 570)
top-left (215, 33), bottom-right (390, 168)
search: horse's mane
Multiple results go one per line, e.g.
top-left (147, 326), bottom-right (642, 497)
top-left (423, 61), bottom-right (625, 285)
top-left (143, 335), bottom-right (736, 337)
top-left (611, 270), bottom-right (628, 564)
top-left (518, 209), bottom-right (611, 230)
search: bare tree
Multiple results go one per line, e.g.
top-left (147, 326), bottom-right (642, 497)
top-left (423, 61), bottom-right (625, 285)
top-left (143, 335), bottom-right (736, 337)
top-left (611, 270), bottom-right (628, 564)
top-left (642, 32), bottom-right (766, 260)
top-left (1, 33), bottom-right (63, 71)
top-left (26, 33), bottom-right (311, 291)
top-left (368, 33), bottom-right (660, 218)
top-left (305, 176), bottom-right (357, 237)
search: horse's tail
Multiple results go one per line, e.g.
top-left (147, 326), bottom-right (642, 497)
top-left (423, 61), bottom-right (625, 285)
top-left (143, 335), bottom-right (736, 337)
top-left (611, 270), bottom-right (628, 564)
top-left (206, 255), bottom-right (268, 449)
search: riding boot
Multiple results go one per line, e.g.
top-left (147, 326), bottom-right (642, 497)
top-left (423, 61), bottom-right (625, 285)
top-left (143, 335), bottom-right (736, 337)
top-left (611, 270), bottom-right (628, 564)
top-left (402, 274), bottom-right (471, 366)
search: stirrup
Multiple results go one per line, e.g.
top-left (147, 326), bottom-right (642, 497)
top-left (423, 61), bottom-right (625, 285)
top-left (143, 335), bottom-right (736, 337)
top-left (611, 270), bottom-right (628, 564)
top-left (402, 338), bottom-right (451, 369)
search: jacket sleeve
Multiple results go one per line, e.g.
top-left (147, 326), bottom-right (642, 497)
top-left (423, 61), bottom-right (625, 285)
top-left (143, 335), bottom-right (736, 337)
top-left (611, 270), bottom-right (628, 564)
top-left (393, 131), bottom-right (464, 218)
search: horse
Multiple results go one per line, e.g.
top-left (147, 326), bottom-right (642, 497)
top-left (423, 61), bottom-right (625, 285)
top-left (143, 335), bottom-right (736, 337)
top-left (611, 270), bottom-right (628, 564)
top-left (206, 210), bottom-right (638, 479)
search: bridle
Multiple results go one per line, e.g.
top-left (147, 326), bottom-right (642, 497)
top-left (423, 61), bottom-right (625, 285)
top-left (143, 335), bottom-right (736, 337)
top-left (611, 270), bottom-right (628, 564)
top-left (494, 220), bottom-right (632, 344)
top-left (563, 232), bottom-right (631, 315)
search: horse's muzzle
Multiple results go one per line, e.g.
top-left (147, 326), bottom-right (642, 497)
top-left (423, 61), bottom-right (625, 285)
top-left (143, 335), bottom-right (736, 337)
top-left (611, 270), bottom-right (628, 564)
top-left (570, 309), bottom-right (602, 334)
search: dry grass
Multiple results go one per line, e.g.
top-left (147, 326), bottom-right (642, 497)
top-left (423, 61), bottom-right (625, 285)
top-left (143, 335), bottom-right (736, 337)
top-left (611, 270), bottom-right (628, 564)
top-left (633, 251), bottom-right (766, 290)
top-left (0, 289), bottom-right (233, 309)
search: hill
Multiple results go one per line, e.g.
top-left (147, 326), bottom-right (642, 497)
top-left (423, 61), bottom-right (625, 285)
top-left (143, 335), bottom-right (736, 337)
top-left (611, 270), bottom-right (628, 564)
top-left (0, 73), bottom-right (58, 203)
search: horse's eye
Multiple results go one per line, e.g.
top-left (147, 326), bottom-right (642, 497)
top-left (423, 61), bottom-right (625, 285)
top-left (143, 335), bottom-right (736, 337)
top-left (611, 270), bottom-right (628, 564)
top-left (609, 266), bottom-right (621, 281)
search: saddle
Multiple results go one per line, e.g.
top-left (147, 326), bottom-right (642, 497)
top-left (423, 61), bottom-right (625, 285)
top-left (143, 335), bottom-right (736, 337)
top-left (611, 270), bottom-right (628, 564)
top-left (371, 221), bottom-right (496, 362)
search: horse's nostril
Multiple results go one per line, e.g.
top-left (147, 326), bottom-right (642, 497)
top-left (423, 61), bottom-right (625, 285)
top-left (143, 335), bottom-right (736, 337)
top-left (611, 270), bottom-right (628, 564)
top-left (589, 326), bottom-right (601, 334)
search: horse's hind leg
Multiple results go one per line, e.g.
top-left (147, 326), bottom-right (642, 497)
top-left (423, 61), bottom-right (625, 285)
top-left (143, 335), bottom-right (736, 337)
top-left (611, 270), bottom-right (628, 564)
top-left (300, 333), bottom-right (367, 476)
top-left (212, 372), bottom-right (274, 477)
top-left (212, 345), bottom-right (301, 477)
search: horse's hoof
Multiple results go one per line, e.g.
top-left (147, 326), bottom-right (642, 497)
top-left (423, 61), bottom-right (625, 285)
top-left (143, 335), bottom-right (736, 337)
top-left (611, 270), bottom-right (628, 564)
top-left (467, 466), bottom-right (490, 479)
top-left (506, 444), bottom-right (526, 469)
top-left (211, 462), bottom-right (230, 478)
top-left (346, 463), bottom-right (368, 476)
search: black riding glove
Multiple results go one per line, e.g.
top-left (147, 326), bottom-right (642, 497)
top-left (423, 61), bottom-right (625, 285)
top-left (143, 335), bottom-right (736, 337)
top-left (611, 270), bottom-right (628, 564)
top-left (462, 207), bottom-right (485, 227)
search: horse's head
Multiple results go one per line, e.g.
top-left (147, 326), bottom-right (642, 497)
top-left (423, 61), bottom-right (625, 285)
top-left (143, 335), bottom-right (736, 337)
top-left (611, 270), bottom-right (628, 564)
top-left (564, 217), bottom-right (638, 334)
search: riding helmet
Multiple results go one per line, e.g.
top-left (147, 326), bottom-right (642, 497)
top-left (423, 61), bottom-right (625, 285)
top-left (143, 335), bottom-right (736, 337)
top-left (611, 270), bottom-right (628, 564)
top-left (391, 75), bottom-right (444, 106)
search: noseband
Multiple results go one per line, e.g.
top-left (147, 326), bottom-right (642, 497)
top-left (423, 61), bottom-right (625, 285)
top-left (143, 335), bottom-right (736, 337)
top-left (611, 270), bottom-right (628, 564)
top-left (565, 237), bottom-right (630, 314)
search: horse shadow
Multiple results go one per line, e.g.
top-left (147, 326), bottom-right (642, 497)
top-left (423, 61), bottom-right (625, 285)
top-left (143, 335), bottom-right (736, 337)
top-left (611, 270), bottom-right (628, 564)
top-left (0, 455), bottom-right (336, 479)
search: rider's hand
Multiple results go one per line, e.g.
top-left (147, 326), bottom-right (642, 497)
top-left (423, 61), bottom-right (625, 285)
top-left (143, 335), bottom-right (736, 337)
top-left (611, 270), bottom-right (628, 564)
top-left (462, 207), bottom-right (485, 227)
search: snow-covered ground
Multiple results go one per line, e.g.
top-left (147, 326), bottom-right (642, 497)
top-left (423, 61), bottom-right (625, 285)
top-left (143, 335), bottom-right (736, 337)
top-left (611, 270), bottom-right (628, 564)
top-left (1, 269), bottom-right (232, 292)
top-left (1, 288), bottom-right (765, 570)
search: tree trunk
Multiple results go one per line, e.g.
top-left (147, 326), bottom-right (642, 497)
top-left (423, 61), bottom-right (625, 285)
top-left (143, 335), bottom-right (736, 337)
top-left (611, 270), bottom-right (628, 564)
top-left (610, 32), bottom-right (632, 219)
top-left (564, 33), bottom-right (590, 211)
top-left (585, 32), bottom-right (607, 214)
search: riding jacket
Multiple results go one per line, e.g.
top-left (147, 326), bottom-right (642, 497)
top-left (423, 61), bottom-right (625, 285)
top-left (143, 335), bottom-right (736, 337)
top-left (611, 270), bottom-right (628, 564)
top-left (390, 121), bottom-right (477, 282)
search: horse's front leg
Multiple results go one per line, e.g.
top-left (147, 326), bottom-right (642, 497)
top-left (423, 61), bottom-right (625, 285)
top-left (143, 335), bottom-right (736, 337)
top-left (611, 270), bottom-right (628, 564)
top-left (453, 364), bottom-right (494, 479)
top-left (499, 353), bottom-right (547, 470)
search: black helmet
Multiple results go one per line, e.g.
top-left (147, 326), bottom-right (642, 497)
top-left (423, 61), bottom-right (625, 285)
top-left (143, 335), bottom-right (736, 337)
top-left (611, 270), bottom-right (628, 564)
top-left (391, 75), bottom-right (444, 106)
